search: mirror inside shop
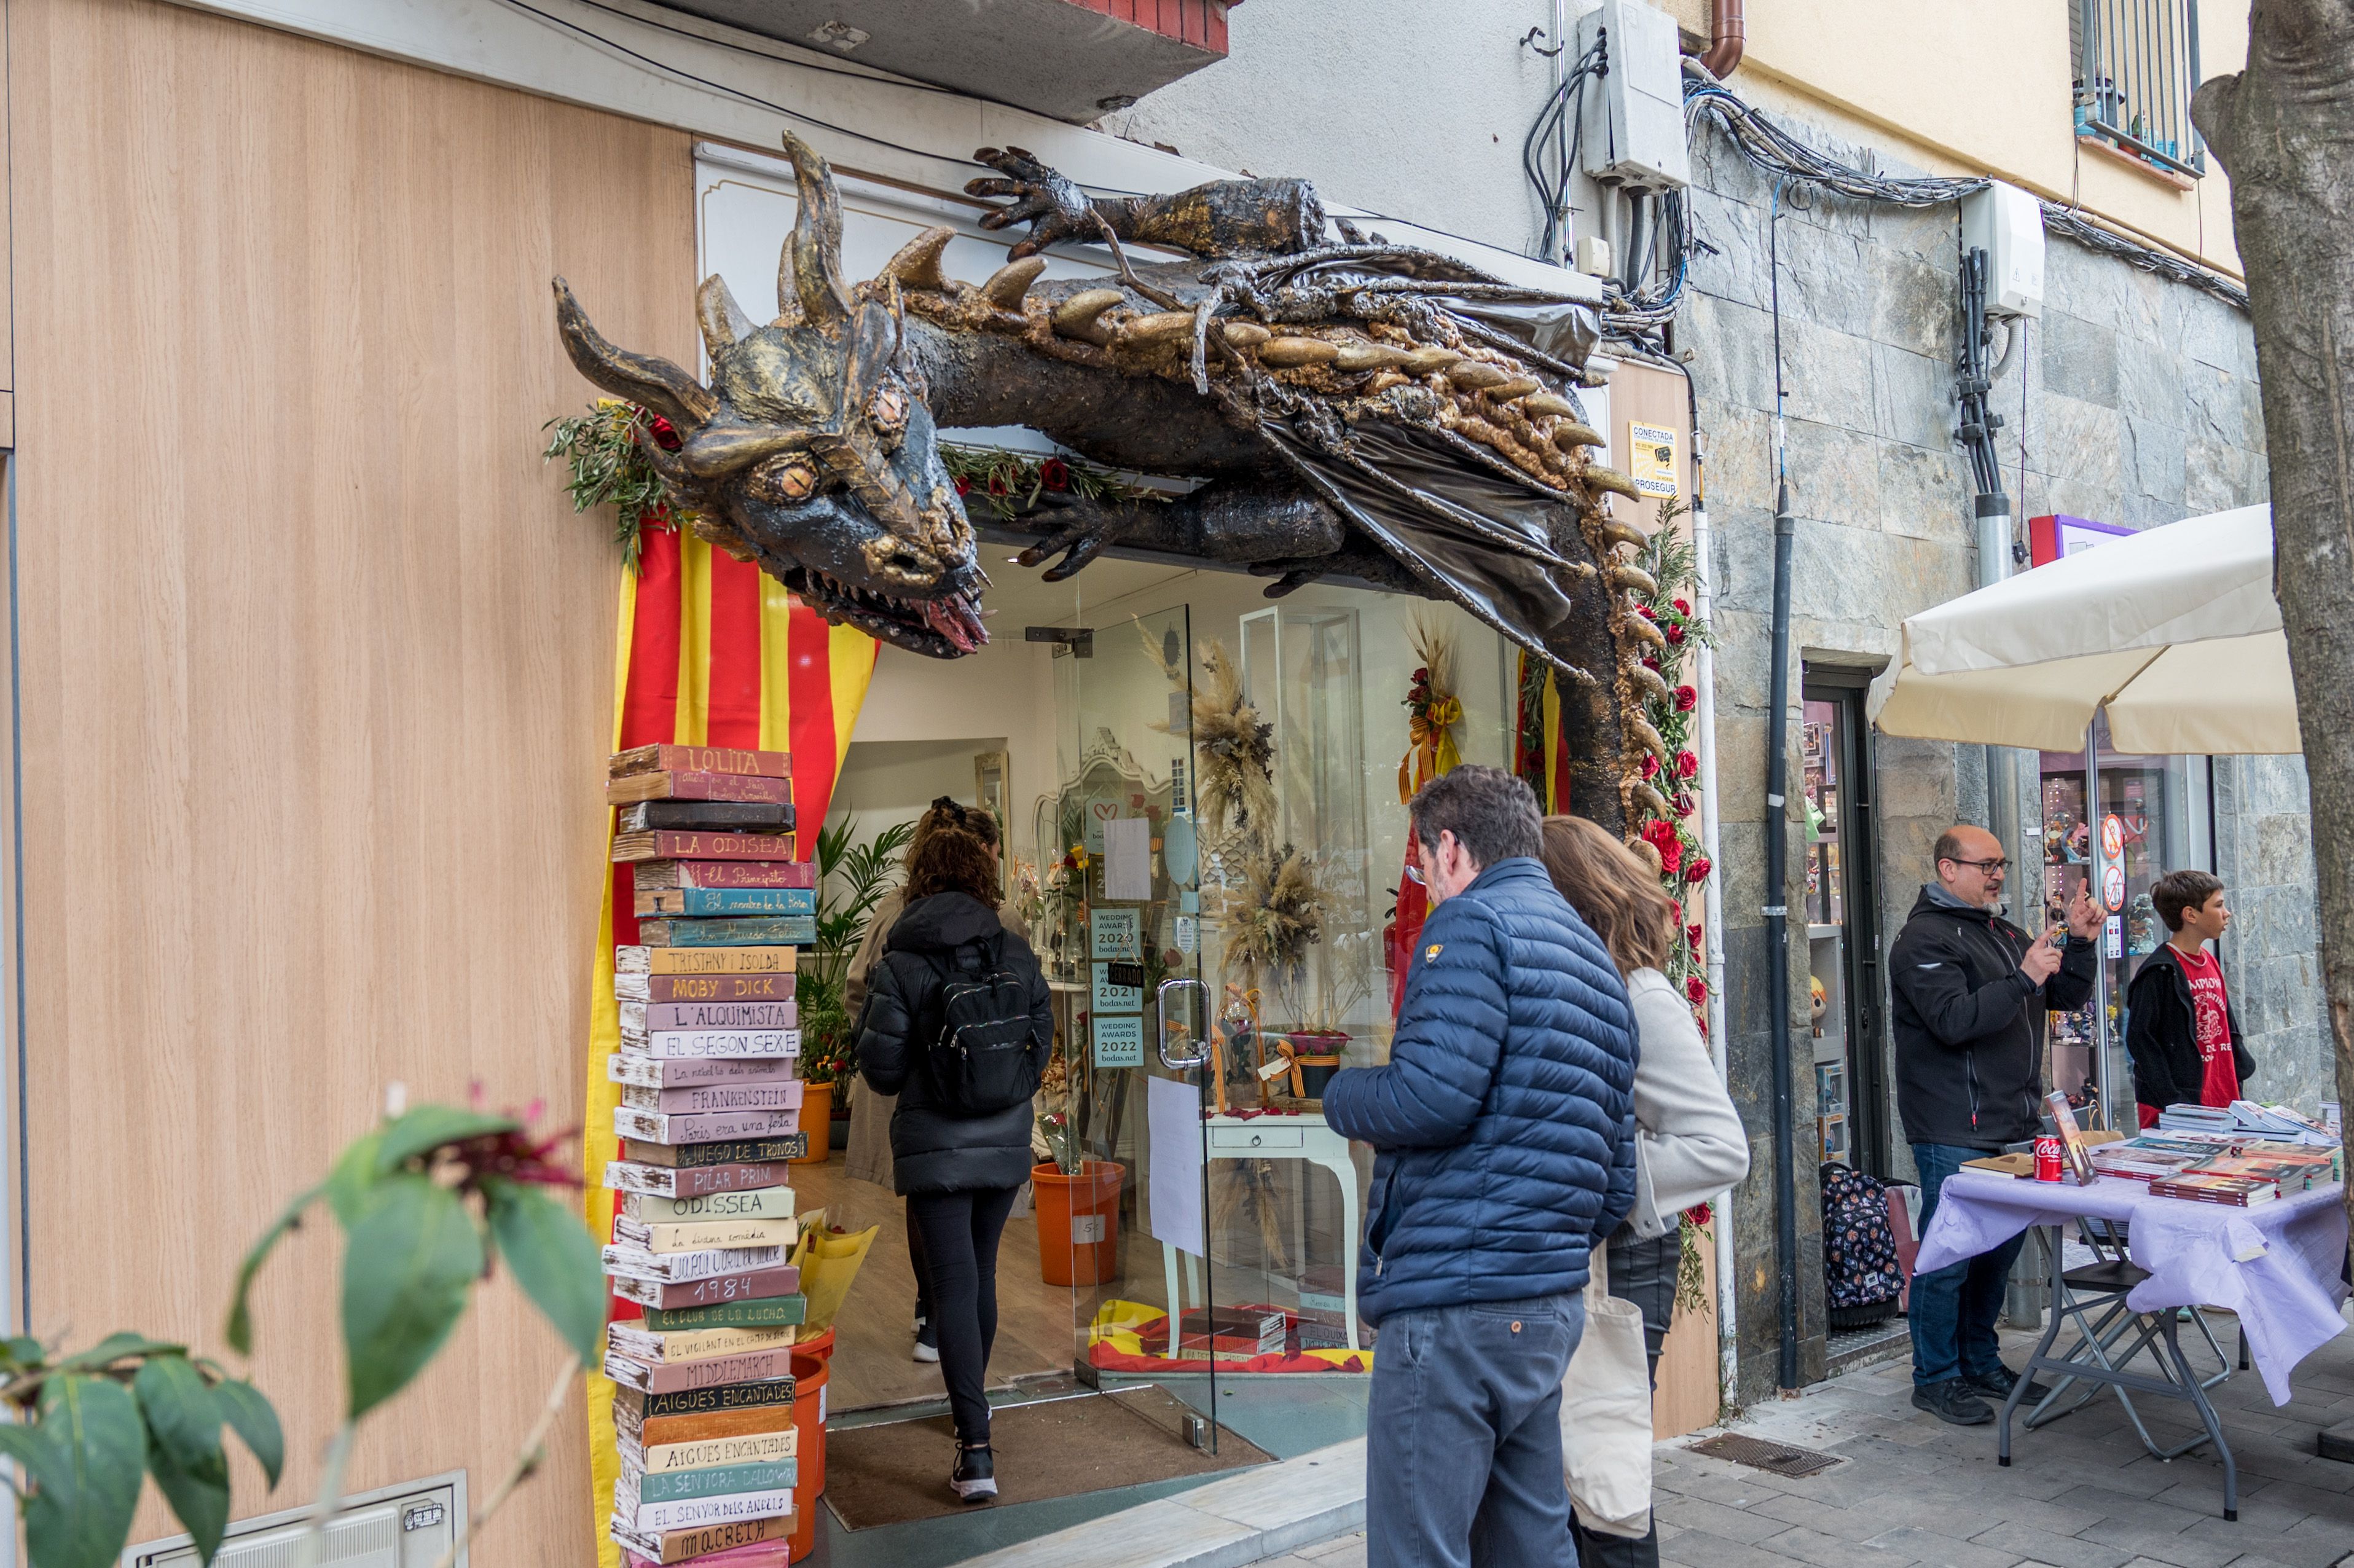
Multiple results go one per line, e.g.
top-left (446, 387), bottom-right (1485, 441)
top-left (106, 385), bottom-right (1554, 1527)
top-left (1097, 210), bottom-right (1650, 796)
top-left (2039, 714), bottom-right (2208, 1126)
top-left (798, 549), bottom-right (1524, 1448)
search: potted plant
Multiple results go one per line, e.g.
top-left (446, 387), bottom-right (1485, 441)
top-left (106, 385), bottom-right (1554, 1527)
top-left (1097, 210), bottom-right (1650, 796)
top-left (1032, 1108), bottom-right (1125, 1287)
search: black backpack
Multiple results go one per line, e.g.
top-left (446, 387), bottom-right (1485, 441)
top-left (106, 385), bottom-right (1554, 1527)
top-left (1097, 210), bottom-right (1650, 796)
top-left (925, 935), bottom-right (1041, 1115)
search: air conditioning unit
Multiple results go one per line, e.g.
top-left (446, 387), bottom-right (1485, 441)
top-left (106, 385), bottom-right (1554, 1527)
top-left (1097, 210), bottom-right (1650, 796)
top-left (124, 1472), bottom-right (464, 1568)
top-left (1575, 0), bottom-right (1692, 190)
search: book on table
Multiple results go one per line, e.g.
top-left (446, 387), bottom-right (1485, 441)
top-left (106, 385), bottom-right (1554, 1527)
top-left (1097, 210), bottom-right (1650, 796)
top-left (2148, 1172), bottom-right (2280, 1206)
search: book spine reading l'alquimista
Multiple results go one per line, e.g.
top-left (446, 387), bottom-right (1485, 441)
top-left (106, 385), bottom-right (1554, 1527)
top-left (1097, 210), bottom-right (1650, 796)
top-left (604, 743), bottom-right (812, 1568)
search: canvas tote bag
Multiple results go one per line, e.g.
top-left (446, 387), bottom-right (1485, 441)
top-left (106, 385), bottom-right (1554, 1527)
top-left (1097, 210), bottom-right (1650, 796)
top-left (1560, 1240), bottom-right (1654, 1538)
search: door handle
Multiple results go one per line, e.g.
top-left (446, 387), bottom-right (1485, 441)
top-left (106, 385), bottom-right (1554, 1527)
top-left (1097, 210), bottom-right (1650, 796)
top-left (1157, 976), bottom-right (1210, 1070)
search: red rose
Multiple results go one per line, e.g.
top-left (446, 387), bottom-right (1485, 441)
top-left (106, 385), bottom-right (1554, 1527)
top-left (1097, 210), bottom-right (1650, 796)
top-left (1675, 791), bottom-right (1697, 817)
top-left (986, 471), bottom-right (1012, 497)
top-left (1640, 818), bottom-right (1683, 875)
top-left (1687, 922), bottom-right (1705, 949)
top-left (1413, 667), bottom-right (1429, 683)
top-left (1641, 753), bottom-right (1660, 779)
top-left (646, 412), bottom-right (683, 451)
top-left (1665, 621), bottom-right (1687, 645)
top-left (1673, 598), bottom-right (1691, 616)
top-left (1675, 684), bottom-right (1698, 712)
top-left (1667, 898), bottom-right (1682, 925)
top-left (954, 474), bottom-right (971, 496)
top-left (1684, 855), bottom-right (1711, 884)
top-left (1675, 750), bottom-right (1699, 780)
top-left (1643, 656), bottom-right (1662, 672)
top-left (1638, 605), bottom-right (1657, 620)
top-left (1040, 458), bottom-right (1071, 492)
top-left (1682, 1201), bottom-right (1712, 1228)
top-left (1685, 974), bottom-right (1709, 1005)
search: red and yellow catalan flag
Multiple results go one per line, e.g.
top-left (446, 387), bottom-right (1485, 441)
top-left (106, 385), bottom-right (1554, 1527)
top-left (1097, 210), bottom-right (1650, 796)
top-left (579, 525), bottom-right (876, 1565)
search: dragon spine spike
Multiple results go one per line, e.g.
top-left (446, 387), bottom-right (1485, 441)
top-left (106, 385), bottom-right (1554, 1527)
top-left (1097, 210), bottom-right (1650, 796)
top-left (881, 225), bottom-right (955, 292)
top-left (1222, 321), bottom-right (1272, 347)
top-left (696, 274), bottom-right (757, 359)
top-left (1626, 713), bottom-right (1671, 763)
top-left (1334, 342), bottom-right (1413, 372)
top-left (1585, 466), bottom-right (1643, 501)
top-left (1599, 518), bottom-right (1649, 550)
top-left (981, 256), bottom-right (1048, 308)
top-left (1260, 337), bottom-right (1341, 367)
top-left (1553, 423), bottom-right (1606, 451)
top-left (1623, 613), bottom-right (1668, 651)
top-left (1521, 393), bottom-right (1577, 420)
top-left (1400, 347), bottom-right (1462, 375)
top-left (1120, 311), bottom-right (1198, 345)
top-left (1628, 779), bottom-right (1671, 819)
top-left (1609, 563), bottom-right (1660, 596)
top-left (1446, 362), bottom-right (1510, 390)
top-left (1052, 288), bottom-right (1124, 343)
top-left (778, 133), bottom-right (854, 327)
top-left (1628, 662), bottom-right (1673, 704)
top-left (1485, 377), bottom-right (1542, 401)
top-left (551, 277), bottom-right (716, 432)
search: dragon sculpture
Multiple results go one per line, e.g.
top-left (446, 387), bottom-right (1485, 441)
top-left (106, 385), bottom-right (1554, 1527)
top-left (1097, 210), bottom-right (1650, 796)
top-left (554, 136), bottom-right (1677, 831)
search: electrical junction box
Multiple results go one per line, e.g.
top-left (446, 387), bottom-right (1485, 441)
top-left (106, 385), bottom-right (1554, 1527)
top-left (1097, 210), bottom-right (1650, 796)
top-left (1960, 182), bottom-right (2045, 318)
top-left (1575, 0), bottom-right (1691, 190)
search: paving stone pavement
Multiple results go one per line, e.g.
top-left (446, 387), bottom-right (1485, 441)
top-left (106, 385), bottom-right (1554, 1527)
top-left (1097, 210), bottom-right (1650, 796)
top-left (1238, 1317), bottom-right (2354, 1568)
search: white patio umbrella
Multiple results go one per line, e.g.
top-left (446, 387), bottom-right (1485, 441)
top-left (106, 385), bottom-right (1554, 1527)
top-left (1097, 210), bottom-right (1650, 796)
top-left (1871, 504), bottom-right (2300, 756)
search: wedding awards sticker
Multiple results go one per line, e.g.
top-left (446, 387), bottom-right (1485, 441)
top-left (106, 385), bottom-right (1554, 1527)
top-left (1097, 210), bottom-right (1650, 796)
top-left (1092, 907), bottom-right (1141, 960)
top-left (1093, 1014), bottom-right (1145, 1068)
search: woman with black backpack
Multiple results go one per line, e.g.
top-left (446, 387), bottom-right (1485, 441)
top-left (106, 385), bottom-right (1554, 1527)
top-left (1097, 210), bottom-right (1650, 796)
top-left (853, 823), bottom-right (1053, 1503)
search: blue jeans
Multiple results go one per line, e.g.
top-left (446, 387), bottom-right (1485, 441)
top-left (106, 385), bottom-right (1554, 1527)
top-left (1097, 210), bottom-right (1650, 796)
top-left (1909, 1142), bottom-right (2028, 1389)
top-left (1366, 1293), bottom-right (1585, 1568)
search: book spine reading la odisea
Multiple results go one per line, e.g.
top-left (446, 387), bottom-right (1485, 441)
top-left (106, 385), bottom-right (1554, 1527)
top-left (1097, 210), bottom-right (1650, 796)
top-left (602, 742), bottom-right (813, 1568)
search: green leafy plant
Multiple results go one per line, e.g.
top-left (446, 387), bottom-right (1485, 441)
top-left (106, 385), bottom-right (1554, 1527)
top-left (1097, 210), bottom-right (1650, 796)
top-left (940, 444), bottom-right (1166, 520)
top-left (798, 814), bottom-right (917, 1086)
top-left (542, 399), bottom-right (688, 570)
top-left (4, 1102), bottom-right (602, 1568)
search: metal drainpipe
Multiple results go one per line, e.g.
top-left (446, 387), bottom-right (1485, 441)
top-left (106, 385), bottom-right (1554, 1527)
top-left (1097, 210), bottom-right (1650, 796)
top-left (1765, 478), bottom-right (1799, 1391)
top-left (1698, 0), bottom-right (1746, 78)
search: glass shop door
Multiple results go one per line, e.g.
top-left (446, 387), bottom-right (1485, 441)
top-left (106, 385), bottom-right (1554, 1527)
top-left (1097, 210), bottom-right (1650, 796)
top-left (1050, 605), bottom-right (1230, 1448)
top-left (1802, 677), bottom-right (1888, 1175)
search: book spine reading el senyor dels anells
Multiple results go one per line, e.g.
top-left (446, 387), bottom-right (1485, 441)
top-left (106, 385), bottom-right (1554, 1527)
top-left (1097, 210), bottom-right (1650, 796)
top-left (603, 741), bottom-right (813, 1568)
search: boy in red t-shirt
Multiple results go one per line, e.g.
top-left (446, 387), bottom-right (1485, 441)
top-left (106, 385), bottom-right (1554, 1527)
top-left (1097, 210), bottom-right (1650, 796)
top-left (2124, 870), bottom-right (2254, 1128)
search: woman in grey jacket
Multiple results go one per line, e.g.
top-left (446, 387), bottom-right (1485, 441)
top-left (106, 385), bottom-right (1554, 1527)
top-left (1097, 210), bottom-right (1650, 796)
top-left (1539, 816), bottom-right (1751, 1568)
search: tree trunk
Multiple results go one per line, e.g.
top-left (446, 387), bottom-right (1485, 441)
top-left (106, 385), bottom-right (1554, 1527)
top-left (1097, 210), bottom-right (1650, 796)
top-left (2191, 7), bottom-right (2354, 1237)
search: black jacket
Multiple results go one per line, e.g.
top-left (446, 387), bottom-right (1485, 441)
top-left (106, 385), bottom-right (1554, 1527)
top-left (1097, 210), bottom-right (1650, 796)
top-left (853, 892), bottom-right (1053, 1196)
top-left (1888, 888), bottom-right (2099, 1150)
top-left (2124, 943), bottom-right (2254, 1113)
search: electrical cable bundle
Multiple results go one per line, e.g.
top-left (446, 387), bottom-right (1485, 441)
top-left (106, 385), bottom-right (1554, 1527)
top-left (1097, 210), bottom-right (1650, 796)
top-left (1523, 39), bottom-right (1608, 267)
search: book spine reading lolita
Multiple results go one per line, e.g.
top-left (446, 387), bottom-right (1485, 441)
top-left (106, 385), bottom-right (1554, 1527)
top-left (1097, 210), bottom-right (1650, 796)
top-left (604, 742), bottom-right (812, 1568)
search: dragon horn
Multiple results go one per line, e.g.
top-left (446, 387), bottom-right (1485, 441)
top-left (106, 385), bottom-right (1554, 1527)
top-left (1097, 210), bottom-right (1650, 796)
top-left (696, 274), bottom-right (756, 360)
top-left (779, 132), bottom-right (853, 327)
top-left (552, 278), bottom-right (716, 431)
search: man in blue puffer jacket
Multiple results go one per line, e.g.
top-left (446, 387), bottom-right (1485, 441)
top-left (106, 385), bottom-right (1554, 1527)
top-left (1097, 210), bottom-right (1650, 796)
top-left (1325, 764), bottom-right (1638, 1568)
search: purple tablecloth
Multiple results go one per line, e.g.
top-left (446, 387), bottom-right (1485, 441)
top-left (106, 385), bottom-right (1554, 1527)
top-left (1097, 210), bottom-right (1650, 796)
top-left (1913, 1170), bottom-right (2348, 1405)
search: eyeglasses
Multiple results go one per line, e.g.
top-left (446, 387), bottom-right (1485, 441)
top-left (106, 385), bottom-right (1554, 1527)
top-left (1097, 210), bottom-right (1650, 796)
top-left (1945, 857), bottom-right (2011, 874)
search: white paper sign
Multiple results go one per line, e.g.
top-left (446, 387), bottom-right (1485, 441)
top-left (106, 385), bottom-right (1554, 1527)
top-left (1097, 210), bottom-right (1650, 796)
top-left (1147, 1075), bottom-right (1205, 1258)
top-left (1104, 817), bottom-right (1153, 901)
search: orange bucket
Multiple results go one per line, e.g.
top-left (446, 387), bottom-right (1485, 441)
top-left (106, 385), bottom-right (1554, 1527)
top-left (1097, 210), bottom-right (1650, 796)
top-left (1032, 1160), bottom-right (1124, 1287)
top-left (785, 1329), bottom-right (834, 1562)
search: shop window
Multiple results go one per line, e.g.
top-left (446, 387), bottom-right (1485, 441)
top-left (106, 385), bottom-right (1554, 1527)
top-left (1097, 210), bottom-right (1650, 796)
top-left (1803, 676), bottom-right (1888, 1175)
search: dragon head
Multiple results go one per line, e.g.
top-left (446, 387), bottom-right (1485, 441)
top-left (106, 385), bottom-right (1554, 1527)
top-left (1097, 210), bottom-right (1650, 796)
top-left (554, 136), bottom-right (987, 656)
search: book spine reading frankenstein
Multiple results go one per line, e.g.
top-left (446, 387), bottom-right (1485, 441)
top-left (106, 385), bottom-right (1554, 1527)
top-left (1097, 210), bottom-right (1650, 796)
top-left (614, 832), bottom-right (798, 866)
top-left (621, 1135), bottom-right (806, 1169)
top-left (634, 917), bottom-right (817, 947)
top-left (620, 1000), bottom-right (799, 1033)
top-left (605, 1159), bottom-right (793, 1197)
top-left (619, 1082), bottom-right (802, 1116)
top-left (618, 946), bottom-right (797, 975)
top-left (612, 743), bottom-right (793, 780)
top-left (634, 859), bottom-right (815, 891)
top-left (608, 770), bottom-right (794, 807)
top-left (609, 1264), bottom-right (801, 1310)
top-left (608, 1051), bottom-right (796, 1089)
top-left (616, 971), bottom-right (796, 1003)
top-left (634, 887), bottom-right (817, 918)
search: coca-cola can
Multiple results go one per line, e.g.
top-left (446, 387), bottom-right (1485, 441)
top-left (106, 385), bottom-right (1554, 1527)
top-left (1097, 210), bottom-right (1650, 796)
top-left (2034, 1135), bottom-right (2063, 1182)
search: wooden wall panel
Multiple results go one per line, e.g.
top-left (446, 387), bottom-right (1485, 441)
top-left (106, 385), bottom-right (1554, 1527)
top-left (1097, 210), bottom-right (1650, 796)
top-left (9, 0), bottom-right (693, 1549)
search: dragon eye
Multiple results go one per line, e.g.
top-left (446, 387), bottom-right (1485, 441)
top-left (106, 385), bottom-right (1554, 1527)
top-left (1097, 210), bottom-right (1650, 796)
top-left (745, 454), bottom-right (819, 505)
top-left (866, 383), bottom-right (910, 449)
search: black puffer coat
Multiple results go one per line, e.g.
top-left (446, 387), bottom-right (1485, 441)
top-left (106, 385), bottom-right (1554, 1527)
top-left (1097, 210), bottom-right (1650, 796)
top-left (852, 892), bottom-right (1053, 1196)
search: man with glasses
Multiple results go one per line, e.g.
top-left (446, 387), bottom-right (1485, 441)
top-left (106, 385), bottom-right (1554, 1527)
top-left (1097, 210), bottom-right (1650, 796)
top-left (1891, 824), bottom-right (2100, 1424)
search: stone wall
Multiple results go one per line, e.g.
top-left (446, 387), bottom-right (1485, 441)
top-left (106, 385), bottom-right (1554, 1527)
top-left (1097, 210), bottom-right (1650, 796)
top-left (1678, 108), bottom-right (2301, 1401)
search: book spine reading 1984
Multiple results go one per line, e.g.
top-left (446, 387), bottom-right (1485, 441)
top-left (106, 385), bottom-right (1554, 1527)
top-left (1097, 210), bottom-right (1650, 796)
top-left (616, 972), bottom-right (796, 1003)
top-left (612, 743), bottom-right (792, 780)
top-left (609, 1263), bottom-right (802, 1309)
top-left (618, 946), bottom-right (797, 975)
top-left (635, 917), bottom-right (817, 947)
top-left (605, 1159), bottom-right (793, 1198)
top-left (635, 860), bottom-right (815, 892)
top-left (608, 770), bottom-right (794, 807)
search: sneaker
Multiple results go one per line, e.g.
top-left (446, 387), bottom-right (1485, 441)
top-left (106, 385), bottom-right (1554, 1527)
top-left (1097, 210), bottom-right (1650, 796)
top-left (1963, 1364), bottom-right (2053, 1405)
top-left (913, 1317), bottom-right (940, 1364)
top-left (951, 1441), bottom-right (997, 1503)
top-left (1911, 1379), bottom-right (1994, 1426)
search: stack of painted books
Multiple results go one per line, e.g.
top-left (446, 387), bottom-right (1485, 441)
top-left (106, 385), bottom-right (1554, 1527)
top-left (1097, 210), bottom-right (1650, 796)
top-left (602, 742), bottom-right (815, 1567)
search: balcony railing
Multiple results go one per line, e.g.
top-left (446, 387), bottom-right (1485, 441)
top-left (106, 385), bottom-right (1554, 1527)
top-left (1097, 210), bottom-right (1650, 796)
top-left (2073, 0), bottom-right (2204, 177)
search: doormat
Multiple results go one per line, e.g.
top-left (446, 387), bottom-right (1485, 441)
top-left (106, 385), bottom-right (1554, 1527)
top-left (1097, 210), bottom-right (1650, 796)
top-left (823, 1385), bottom-right (1273, 1529)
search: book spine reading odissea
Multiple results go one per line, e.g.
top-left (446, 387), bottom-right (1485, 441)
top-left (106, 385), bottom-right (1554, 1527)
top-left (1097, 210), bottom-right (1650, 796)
top-left (602, 740), bottom-right (814, 1567)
